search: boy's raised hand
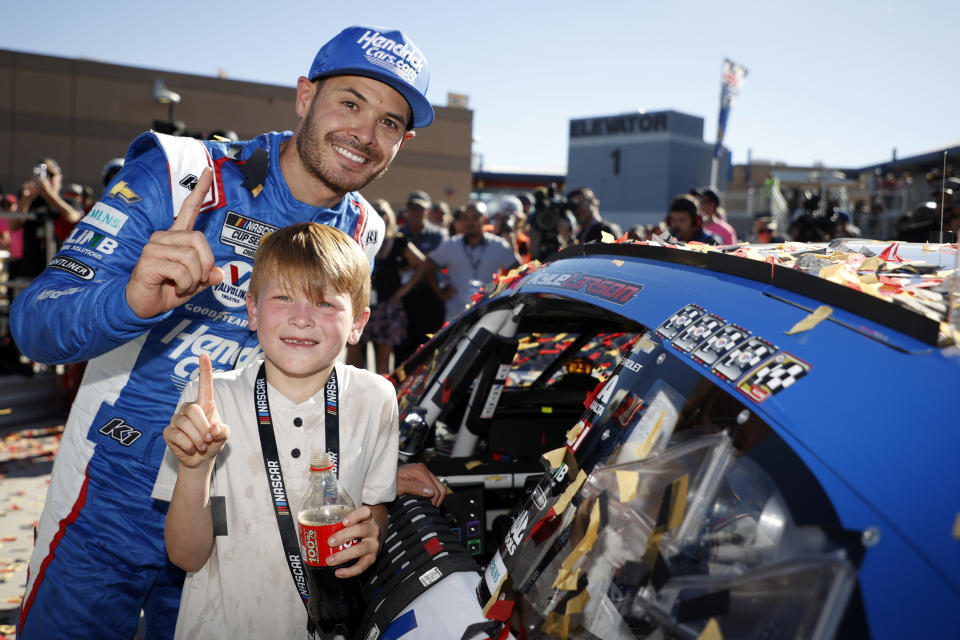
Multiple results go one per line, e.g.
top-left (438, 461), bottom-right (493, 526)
top-left (126, 168), bottom-right (225, 319)
top-left (163, 354), bottom-right (230, 468)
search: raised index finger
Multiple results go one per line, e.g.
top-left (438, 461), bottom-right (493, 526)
top-left (169, 168), bottom-right (213, 232)
top-left (196, 353), bottom-right (216, 414)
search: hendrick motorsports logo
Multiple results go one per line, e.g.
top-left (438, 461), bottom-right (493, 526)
top-left (213, 261), bottom-right (252, 308)
top-left (220, 212), bottom-right (278, 258)
top-left (160, 319), bottom-right (261, 392)
top-left (523, 271), bottom-right (642, 305)
top-left (47, 256), bottom-right (95, 280)
top-left (356, 29), bottom-right (424, 84)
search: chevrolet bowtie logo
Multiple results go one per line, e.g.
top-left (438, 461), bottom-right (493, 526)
top-left (107, 181), bottom-right (141, 204)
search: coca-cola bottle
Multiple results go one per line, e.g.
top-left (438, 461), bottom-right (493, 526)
top-left (298, 452), bottom-right (362, 635)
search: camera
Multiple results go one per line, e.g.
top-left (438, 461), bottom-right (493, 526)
top-left (529, 184), bottom-right (570, 260)
top-left (33, 163), bottom-right (48, 181)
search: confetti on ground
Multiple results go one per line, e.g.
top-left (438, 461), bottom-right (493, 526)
top-left (0, 423), bottom-right (64, 616)
top-left (0, 426), bottom-right (64, 463)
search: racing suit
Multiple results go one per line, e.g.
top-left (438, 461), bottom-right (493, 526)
top-left (11, 131), bottom-right (383, 639)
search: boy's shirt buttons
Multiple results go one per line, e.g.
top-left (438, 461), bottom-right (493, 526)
top-left (293, 417), bottom-right (303, 427)
top-left (291, 448), bottom-right (301, 458)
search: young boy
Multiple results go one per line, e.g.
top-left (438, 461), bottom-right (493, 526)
top-left (152, 222), bottom-right (399, 638)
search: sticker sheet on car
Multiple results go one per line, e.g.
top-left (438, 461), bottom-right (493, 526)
top-left (659, 304), bottom-right (811, 403)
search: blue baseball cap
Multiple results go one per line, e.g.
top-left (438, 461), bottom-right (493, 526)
top-left (308, 25), bottom-right (434, 129)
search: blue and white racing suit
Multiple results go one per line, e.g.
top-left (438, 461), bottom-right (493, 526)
top-left (11, 131), bottom-right (383, 639)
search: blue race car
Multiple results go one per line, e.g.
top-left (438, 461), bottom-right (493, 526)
top-left (384, 238), bottom-right (959, 639)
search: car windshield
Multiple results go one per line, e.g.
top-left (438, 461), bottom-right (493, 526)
top-left (505, 332), bottom-right (641, 389)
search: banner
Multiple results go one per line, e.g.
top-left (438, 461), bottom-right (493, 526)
top-left (714, 58), bottom-right (748, 159)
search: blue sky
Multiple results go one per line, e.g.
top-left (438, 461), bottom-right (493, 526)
top-left (5, 1), bottom-right (956, 173)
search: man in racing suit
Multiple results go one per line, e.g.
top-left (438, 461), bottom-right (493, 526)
top-left (11, 25), bottom-right (435, 639)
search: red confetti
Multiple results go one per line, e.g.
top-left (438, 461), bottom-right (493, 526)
top-left (879, 242), bottom-right (904, 263)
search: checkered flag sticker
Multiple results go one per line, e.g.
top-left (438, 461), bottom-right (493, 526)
top-left (737, 352), bottom-right (811, 403)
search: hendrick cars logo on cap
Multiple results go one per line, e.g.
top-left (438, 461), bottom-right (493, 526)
top-left (308, 25), bottom-right (434, 128)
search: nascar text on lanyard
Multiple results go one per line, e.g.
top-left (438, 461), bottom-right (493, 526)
top-left (254, 363), bottom-right (340, 634)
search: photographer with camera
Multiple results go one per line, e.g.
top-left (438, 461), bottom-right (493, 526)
top-left (568, 187), bottom-right (622, 245)
top-left (528, 185), bottom-right (576, 260)
top-left (11, 158), bottom-right (83, 280)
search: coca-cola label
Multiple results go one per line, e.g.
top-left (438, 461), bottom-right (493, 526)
top-left (301, 521), bottom-right (342, 566)
top-left (299, 520), bottom-right (360, 567)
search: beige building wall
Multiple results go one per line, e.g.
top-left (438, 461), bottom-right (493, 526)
top-left (0, 49), bottom-right (472, 208)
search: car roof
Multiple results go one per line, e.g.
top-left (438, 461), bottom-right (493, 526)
top-left (479, 239), bottom-right (959, 592)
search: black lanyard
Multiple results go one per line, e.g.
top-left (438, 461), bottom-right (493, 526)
top-left (254, 363), bottom-right (340, 616)
top-left (463, 236), bottom-right (488, 279)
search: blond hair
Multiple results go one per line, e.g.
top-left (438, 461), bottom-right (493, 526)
top-left (248, 222), bottom-right (370, 317)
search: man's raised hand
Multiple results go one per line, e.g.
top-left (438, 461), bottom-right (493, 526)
top-left (163, 354), bottom-right (230, 468)
top-left (126, 168), bottom-right (225, 319)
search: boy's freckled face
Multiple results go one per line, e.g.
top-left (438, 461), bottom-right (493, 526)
top-left (246, 277), bottom-right (366, 389)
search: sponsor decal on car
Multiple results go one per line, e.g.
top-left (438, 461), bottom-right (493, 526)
top-left (523, 271), bottom-right (642, 305)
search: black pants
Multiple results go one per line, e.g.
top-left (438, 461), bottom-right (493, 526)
top-left (395, 285), bottom-right (445, 364)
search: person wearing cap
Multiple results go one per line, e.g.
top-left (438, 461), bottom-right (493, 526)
top-left (11, 25), bottom-right (445, 640)
top-left (495, 195), bottom-right (531, 263)
top-left (694, 188), bottom-right (737, 245)
top-left (428, 200), bottom-right (452, 231)
top-left (395, 190), bottom-right (448, 362)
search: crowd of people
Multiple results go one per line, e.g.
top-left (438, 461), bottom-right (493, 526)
top-left (0, 157), bottom-right (126, 375)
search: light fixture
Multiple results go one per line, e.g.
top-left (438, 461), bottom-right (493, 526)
top-left (153, 77), bottom-right (181, 122)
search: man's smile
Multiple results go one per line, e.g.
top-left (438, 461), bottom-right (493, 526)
top-left (333, 144), bottom-right (368, 164)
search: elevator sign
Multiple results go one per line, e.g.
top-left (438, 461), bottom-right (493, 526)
top-left (570, 112), bottom-right (669, 138)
